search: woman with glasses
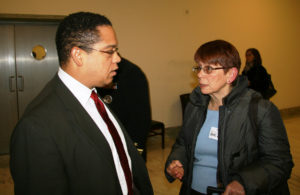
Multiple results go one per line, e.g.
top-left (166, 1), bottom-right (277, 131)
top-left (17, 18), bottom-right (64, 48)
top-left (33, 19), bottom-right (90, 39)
top-left (165, 40), bottom-right (293, 195)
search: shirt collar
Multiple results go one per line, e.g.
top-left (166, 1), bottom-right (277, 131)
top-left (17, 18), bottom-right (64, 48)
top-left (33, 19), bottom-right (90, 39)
top-left (58, 67), bottom-right (95, 106)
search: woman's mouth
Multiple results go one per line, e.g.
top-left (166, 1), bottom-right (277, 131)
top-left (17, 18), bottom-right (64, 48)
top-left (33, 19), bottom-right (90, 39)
top-left (199, 83), bottom-right (207, 88)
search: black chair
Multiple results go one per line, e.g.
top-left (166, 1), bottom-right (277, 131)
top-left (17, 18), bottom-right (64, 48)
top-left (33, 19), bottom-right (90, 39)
top-left (148, 120), bottom-right (165, 149)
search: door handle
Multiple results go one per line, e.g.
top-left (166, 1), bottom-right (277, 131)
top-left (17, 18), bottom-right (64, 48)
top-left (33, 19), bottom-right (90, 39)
top-left (17, 75), bottom-right (24, 92)
top-left (9, 76), bottom-right (16, 92)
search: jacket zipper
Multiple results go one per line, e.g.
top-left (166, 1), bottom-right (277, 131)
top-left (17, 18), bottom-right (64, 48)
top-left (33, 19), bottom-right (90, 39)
top-left (218, 105), bottom-right (228, 187)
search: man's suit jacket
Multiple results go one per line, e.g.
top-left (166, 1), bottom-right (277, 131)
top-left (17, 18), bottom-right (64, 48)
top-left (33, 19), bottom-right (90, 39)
top-left (10, 75), bottom-right (153, 195)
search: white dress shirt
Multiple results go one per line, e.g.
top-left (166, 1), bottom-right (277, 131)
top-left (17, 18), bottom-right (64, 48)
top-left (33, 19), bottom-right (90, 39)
top-left (58, 67), bottom-right (131, 195)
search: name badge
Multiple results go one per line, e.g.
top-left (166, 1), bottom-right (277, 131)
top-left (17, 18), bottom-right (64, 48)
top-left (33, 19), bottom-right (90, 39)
top-left (208, 127), bottom-right (218, 141)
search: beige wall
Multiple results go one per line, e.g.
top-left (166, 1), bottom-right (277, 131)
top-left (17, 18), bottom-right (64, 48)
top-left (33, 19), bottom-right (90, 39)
top-left (1, 0), bottom-right (299, 127)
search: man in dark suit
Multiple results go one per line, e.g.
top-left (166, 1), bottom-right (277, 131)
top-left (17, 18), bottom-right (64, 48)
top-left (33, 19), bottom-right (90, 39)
top-left (97, 57), bottom-right (151, 161)
top-left (10, 12), bottom-right (153, 195)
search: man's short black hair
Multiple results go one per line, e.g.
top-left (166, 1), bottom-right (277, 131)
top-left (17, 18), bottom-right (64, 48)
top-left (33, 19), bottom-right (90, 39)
top-left (55, 12), bottom-right (112, 65)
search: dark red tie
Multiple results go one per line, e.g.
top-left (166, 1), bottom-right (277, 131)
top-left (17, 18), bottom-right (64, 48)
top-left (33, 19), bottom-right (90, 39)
top-left (91, 91), bottom-right (133, 195)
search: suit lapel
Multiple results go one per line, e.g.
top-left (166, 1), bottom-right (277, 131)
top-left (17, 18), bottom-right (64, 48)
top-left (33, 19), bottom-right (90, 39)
top-left (52, 75), bottom-right (116, 169)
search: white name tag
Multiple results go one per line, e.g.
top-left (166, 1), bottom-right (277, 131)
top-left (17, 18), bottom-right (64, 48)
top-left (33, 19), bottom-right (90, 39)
top-left (208, 127), bottom-right (218, 140)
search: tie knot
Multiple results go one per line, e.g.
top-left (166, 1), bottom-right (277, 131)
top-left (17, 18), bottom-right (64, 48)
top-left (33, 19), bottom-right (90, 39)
top-left (91, 90), bottom-right (106, 116)
top-left (90, 91), bottom-right (99, 101)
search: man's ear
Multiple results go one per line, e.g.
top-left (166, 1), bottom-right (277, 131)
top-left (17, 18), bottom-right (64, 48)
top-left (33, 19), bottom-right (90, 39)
top-left (70, 47), bottom-right (84, 66)
top-left (227, 67), bottom-right (238, 84)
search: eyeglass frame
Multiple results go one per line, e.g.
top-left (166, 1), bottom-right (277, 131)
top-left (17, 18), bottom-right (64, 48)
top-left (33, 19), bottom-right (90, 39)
top-left (90, 47), bottom-right (119, 55)
top-left (80, 46), bottom-right (119, 56)
top-left (192, 65), bottom-right (229, 74)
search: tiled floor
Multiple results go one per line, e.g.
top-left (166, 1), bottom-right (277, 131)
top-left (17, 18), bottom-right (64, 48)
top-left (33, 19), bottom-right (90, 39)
top-left (1, 115), bottom-right (300, 194)
top-left (0, 155), bottom-right (13, 194)
top-left (146, 126), bottom-right (182, 194)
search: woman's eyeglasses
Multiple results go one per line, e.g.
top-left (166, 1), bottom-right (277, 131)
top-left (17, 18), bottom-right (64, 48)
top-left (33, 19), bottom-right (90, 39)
top-left (192, 65), bottom-right (228, 74)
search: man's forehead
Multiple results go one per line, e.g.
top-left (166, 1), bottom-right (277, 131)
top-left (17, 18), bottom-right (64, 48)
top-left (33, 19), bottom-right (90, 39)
top-left (96, 25), bottom-right (115, 36)
top-left (95, 26), bottom-right (118, 47)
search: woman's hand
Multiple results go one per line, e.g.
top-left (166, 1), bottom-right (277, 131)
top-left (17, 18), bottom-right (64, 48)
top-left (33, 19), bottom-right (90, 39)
top-left (223, 181), bottom-right (245, 195)
top-left (166, 160), bottom-right (184, 180)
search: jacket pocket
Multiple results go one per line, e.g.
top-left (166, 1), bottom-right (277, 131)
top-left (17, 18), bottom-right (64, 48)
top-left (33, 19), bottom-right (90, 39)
top-left (229, 144), bottom-right (248, 171)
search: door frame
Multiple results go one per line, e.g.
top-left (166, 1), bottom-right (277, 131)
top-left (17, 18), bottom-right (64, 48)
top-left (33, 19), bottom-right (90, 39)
top-left (0, 13), bottom-right (64, 23)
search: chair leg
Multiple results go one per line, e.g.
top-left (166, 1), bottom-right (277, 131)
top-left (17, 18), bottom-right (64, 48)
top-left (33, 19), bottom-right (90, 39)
top-left (149, 120), bottom-right (165, 149)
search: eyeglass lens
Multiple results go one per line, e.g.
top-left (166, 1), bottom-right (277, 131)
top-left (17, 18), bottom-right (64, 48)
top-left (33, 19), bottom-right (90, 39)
top-left (192, 65), bottom-right (226, 74)
top-left (193, 66), bottom-right (213, 74)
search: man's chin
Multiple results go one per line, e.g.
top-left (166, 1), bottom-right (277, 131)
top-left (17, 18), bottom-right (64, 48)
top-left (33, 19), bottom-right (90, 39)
top-left (103, 78), bottom-right (114, 87)
top-left (95, 77), bottom-right (114, 88)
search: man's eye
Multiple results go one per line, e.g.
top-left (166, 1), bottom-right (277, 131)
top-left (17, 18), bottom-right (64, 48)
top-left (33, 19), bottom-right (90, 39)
top-left (103, 50), bottom-right (115, 55)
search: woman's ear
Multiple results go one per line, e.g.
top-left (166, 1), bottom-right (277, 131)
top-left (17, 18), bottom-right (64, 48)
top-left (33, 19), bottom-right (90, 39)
top-left (70, 47), bottom-right (83, 66)
top-left (227, 67), bottom-right (238, 84)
